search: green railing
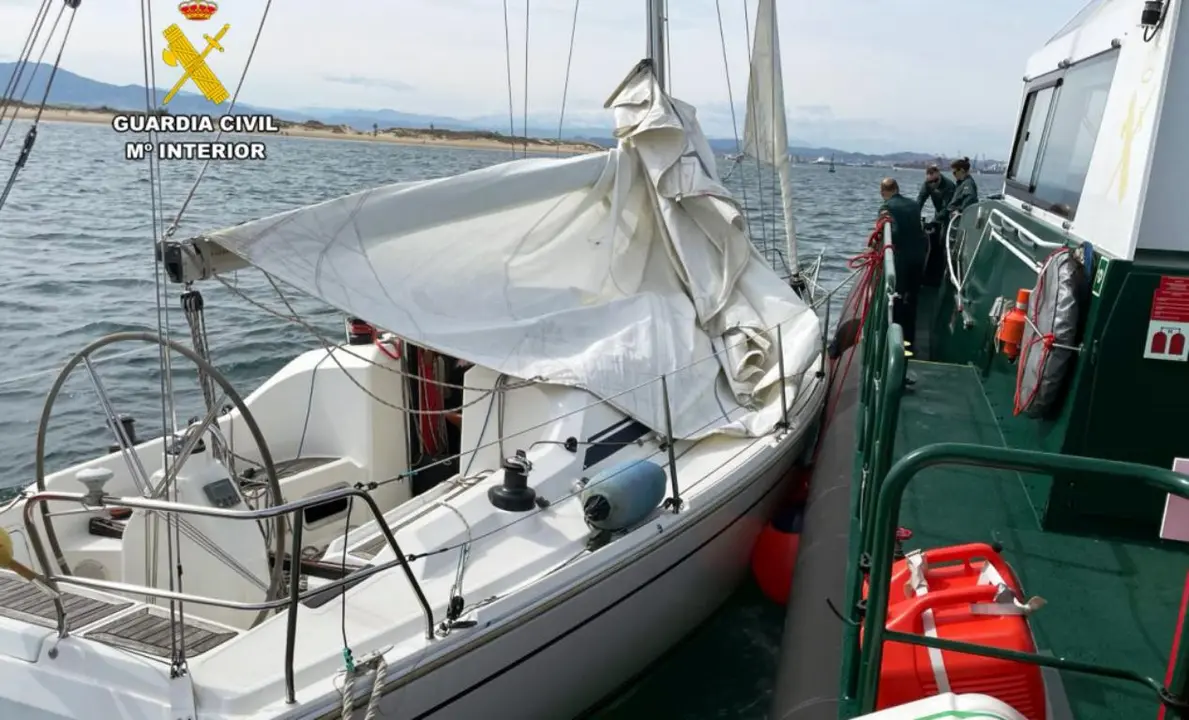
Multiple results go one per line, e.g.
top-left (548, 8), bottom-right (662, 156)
top-left (856, 445), bottom-right (1189, 717)
top-left (855, 242), bottom-right (902, 556)
top-left (838, 234), bottom-right (1189, 718)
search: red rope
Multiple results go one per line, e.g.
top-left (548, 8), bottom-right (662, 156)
top-left (418, 350), bottom-right (445, 456)
top-left (787, 221), bottom-right (890, 502)
top-left (374, 335), bottom-right (402, 361)
top-left (811, 217), bottom-right (893, 464)
top-left (1013, 333), bottom-right (1053, 416)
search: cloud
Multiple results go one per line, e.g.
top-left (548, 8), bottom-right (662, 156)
top-left (323, 75), bottom-right (413, 93)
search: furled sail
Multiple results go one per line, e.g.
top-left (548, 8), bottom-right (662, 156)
top-left (199, 63), bottom-right (821, 439)
top-left (742, 0), bottom-right (799, 274)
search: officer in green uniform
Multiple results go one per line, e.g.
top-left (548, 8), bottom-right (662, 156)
top-left (916, 163), bottom-right (955, 228)
top-left (878, 177), bottom-right (927, 353)
top-left (947, 156), bottom-right (979, 218)
top-left (917, 164), bottom-right (955, 287)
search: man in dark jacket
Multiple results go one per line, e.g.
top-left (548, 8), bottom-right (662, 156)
top-left (916, 164), bottom-right (955, 227)
top-left (917, 164), bottom-right (954, 287)
top-left (879, 177), bottom-right (927, 353)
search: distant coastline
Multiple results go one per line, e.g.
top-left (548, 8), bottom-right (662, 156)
top-left (10, 104), bottom-right (606, 155)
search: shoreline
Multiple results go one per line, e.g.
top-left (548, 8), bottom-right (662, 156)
top-left (10, 106), bottom-right (606, 155)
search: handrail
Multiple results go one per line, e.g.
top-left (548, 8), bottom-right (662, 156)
top-left (20, 485), bottom-right (434, 705)
top-left (988, 207), bottom-right (1065, 250)
top-left (855, 443), bottom-right (1189, 715)
top-left (859, 324), bottom-right (904, 557)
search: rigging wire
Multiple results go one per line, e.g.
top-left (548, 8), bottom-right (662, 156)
top-left (162, 0), bottom-right (274, 241)
top-left (135, 0), bottom-right (187, 672)
top-left (555, 0), bottom-right (581, 154)
top-left (213, 272), bottom-right (537, 401)
top-left (502, 0), bottom-right (517, 159)
top-left (737, 1), bottom-right (771, 267)
top-left (0, 0), bottom-right (52, 152)
top-left (764, 0), bottom-right (781, 276)
top-left (663, 0), bottom-right (672, 92)
top-left (0, 0), bottom-right (77, 216)
top-left (392, 371), bottom-right (819, 567)
top-left (714, 0), bottom-right (752, 232)
top-left (522, 0), bottom-right (531, 158)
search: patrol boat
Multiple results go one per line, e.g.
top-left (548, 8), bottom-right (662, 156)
top-left (771, 0), bottom-right (1189, 718)
top-left (0, 1), bottom-right (828, 719)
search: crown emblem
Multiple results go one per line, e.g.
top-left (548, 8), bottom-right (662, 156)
top-left (178, 2), bottom-right (218, 21)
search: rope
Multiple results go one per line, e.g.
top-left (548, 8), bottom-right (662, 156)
top-left (212, 272), bottom-right (534, 415)
top-left (0, 0), bottom-right (53, 152)
top-left (555, 0), bottom-right (580, 154)
top-left (0, 0), bottom-right (78, 215)
top-left (501, 0), bottom-right (516, 159)
top-left (714, 0), bottom-right (752, 223)
top-left (815, 216), bottom-right (891, 455)
top-left (522, 0), bottom-right (530, 158)
top-left (340, 652), bottom-right (388, 720)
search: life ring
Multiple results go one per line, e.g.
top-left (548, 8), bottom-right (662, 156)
top-left (1013, 248), bottom-right (1084, 418)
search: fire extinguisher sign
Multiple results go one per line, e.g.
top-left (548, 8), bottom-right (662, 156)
top-left (1144, 276), bottom-right (1189, 362)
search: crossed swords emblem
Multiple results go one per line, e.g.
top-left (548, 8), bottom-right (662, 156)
top-left (161, 22), bottom-right (231, 105)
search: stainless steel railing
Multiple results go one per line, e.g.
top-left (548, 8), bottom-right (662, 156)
top-left (20, 486), bottom-right (432, 704)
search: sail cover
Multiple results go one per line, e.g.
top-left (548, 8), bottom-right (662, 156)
top-left (200, 63), bottom-right (821, 439)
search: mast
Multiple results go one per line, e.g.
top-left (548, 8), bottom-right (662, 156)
top-left (647, 0), bottom-right (666, 90)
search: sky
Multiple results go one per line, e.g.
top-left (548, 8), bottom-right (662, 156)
top-left (0, 0), bottom-right (1092, 156)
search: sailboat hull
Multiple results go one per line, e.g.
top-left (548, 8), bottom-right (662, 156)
top-left (326, 409), bottom-right (818, 720)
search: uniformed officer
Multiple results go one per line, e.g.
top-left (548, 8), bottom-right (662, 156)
top-left (916, 163), bottom-right (955, 228)
top-left (947, 156), bottom-right (979, 218)
top-left (878, 177), bottom-right (927, 352)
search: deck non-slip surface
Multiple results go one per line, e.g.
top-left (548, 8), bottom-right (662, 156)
top-left (893, 360), bottom-right (1188, 720)
top-left (0, 571), bottom-right (131, 631)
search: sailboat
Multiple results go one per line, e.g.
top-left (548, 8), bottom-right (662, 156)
top-left (0, 1), bottom-right (827, 718)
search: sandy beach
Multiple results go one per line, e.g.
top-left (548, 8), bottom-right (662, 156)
top-left (11, 106), bottom-right (606, 155)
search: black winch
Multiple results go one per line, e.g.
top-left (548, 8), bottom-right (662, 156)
top-left (488, 449), bottom-right (537, 512)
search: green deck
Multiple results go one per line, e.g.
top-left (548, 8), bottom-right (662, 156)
top-left (825, 201), bottom-right (1189, 719)
top-left (894, 359), bottom-right (1188, 719)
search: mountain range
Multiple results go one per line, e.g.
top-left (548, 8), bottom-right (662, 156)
top-left (1, 62), bottom-right (978, 164)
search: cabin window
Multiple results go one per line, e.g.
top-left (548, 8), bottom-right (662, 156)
top-left (1005, 49), bottom-right (1119, 218)
top-left (1030, 51), bottom-right (1117, 217)
top-left (1008, 86), bottom-right (1055, 184)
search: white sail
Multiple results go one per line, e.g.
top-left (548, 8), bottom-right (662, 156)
top-left (201, 63), bottom-right (821, 440)
top-left (742, 0), bottom-right (799, 273)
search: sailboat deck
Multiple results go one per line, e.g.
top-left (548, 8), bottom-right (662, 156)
top-left (893, 360), bottom-right (1188, 720)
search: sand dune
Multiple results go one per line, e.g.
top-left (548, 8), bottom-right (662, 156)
top-left (10, 105), bottom-right (605, 155)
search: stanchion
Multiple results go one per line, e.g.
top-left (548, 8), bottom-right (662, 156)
top-left (660, 374), bottom-right (682, 512)
top-left (777, 324), bottom-right (790, 429)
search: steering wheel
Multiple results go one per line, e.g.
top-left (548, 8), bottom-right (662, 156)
top-left (32, 331), bottom-right (286, 628)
